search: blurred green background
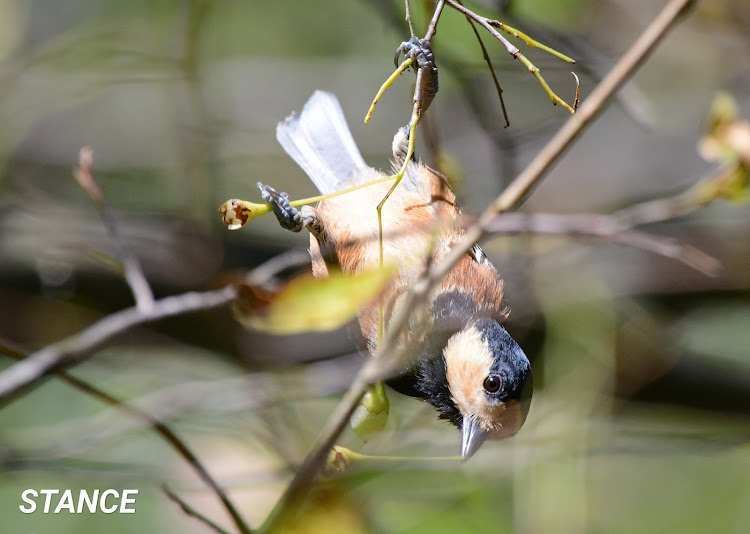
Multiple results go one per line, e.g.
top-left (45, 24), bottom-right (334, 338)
top-left (1, 0), bottom-right (750, 532)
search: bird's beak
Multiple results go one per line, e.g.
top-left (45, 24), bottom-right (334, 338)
top-left (461, 415), bottom-right (488, 461)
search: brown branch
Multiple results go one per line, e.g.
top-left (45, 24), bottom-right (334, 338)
top-left (260, 0), bottom-right (696, 530)
top-left (459, 0), bottom-right (509, 127)
top-left (163, 483), bottom-right (234, 534)
top-left (443, 0), bottom-right (576, 112)
top-left (404, 0), bottom-right (415, 37)
top-left (487, 212), bottom-right (721, 277)
top-left (12, 354), bottom-right (361, 457)
top-left (0, 338), bottom-right (253, 534)
top-left (424, 0), bottom-right (445, 41)
top-left (444, 0), bottom-right (519, 56)
top-left (0, 286), bottom-right (236, 405)
top-left (75, 147), bottom-right (155, 312)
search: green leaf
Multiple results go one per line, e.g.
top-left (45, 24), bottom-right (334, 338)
top-left (351, 382), bottom-right (390, 441)
top-left (234, 266), bottom-right (396, 334)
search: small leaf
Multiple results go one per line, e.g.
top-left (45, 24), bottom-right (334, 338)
top-left (234, 266), bottom-right (396, 334)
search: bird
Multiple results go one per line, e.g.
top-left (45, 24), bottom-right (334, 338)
top-left (258, 90), bottom-right (532, 459)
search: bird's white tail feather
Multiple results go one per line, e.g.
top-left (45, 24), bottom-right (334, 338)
top-left (276, 91), bottom-right (369, 194)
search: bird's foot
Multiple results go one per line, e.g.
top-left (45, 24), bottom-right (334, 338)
top-left (394, 36), bottom-right (435, 70)
top-left (257, 182), bottom-right (309, 232)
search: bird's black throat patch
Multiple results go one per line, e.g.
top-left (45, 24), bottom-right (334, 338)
top-left (386, 290), bottom-right (498, 429)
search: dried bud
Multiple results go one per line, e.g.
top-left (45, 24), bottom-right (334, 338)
top-left (218, 199), bottom-right (270, 230)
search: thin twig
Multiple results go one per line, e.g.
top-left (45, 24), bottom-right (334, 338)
top-left (365, 1), bottom-right (443, 124)
top-left (364, 57), bottom-right (415, 123)
top-left (0, 286), bottom-right (236, 405)
top-left (404, 0), bottom-right (414, 37)
top-left (0, 339), bottom-right (254, 534)
top-left (572, 72), bottom-right (581, 112)
top-left (610, 165), bottom-right (732, 227)
top-left (487, 212), bottom-right (721, 276)
top-left (444, 0), bottom-right (576, 112)
top-left (260, 0), bottom-right (696, 530)
top-left (10, 354), bottom-right (362, 456)
top-left (459, 0), bottom-right (509, 127)
top-left (488, 20), bottom-right (576, 63)
top-left (75, 147), bottom-right (155, 312)
top-left (489, 0), bottom-right (696, 214)
top-left (424, 0), bottom-right (445, 41)
top-left (163, 483), bottom-right (234, 534)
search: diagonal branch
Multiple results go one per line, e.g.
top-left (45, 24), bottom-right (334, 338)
top-left (444, 0), bottom-right (577, 112)
top-left (260, 0), bottom-right (696, 531)
top-left (163, 483), bottom-right (235, 534)
top-left (458, 0), bottom-right (510, 127)
top-left (0, 338), bottom-right (253, 534)
top-left (0, 287), bottom-right (236, 405)
top-left (75, 147), bottom-right (155, 312)
top-left (487, 212), bottom-right (721, 276)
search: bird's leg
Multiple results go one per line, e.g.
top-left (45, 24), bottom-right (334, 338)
top-left (257, 182), bottom-right (340, 269)
top-left (394, 36), bottom-right (439, 116)
top-left (365, 36), bottom-right (438, 123)
top-left (257, 182), bottom-right (312, 233)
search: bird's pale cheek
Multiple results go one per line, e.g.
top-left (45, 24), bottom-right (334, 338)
top-left (443, 328), bottom-right (494, 415)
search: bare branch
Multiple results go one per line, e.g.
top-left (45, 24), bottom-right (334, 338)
top-left (460, 0), bottom-right (510, 128)
top-left (260, 0), bottom-right (696, 530)
top-left (75, 147), bottom-right (155, 312)
top-left (487, 212), bottom-right (721, 277)
top-left (424, 0), bottom-right (445, 42)
top-left (404, 0), bottom-right (414, 37)
top-left (0, 338), bottom-right (254, 534)
top-left (0, 286), bottom-right (236, 405)
top-left (10, 354), bottom-right (361, 457)
top-left (163, 484), bottom-right (234, 534)
top-left (444, 0), bottom-right (577, 112)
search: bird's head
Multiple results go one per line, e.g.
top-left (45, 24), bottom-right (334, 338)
top-left (415, 291), bottom-right (532, 460)
top-left (443, 318), bottom-right (532, 459)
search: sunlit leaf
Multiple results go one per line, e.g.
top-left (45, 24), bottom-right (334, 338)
top-left (234, 266), bottom-right (396, 334)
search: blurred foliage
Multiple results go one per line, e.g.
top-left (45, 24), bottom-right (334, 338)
top-left (0, 0), bottom-right (750, 533)
top-left (234, 266), bottom-right (395, 335)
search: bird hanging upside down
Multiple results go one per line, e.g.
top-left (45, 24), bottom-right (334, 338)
top-left (259, 91), bottom-right (532, 459)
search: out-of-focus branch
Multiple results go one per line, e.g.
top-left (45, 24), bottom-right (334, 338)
top-left (458, 0), bottom-right (510, 127)
top-left (163, 483), bottom-right (234, 534)
top-left (260, 0), bottom-right (696, 531)
top-left (0, 246), bottom-right (309, 408)
top-left (488, 158), bottom-right (743, 276)
top-left (488, 212), bottom-right (721, 276)
top-left (9, 354), bottom-right (361, 458)
top-left (74, 147), bottom-right (155, 312)
top-left (0, 338), bottom-right (253, 534)
top-left (0, 286), bottom-right (236, 405)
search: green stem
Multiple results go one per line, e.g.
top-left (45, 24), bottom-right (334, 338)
top-left (492, 21), bottom-right (576, 63)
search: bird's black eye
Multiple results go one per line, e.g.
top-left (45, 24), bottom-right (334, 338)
top-left (483, 375), bottom-right (502, 393)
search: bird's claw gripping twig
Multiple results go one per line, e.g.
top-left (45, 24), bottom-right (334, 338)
top-left (257, 182), bottom-right (305, 232)
top-left (394, 36), bottom-right (435, 70)
top-left (394, 36), bottom-right (439, 116)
